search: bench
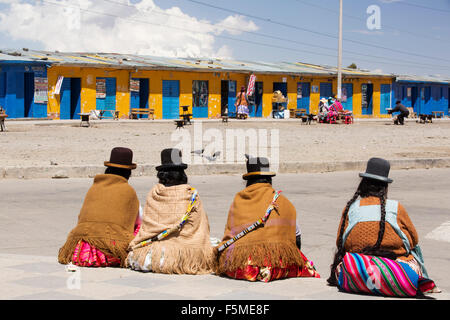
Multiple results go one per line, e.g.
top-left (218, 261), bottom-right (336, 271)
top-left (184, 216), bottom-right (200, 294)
top-left (295, 108), bottom-right (307, 118)
top-left (130, 108), bottom-right (155, 120)
top-left (432, 111), bottom-right (444, 119)
top-left (0, 113), bottom-right (8, 132)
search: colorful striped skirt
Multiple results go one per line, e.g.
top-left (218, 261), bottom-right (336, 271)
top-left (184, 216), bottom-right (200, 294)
top-left (225, 250), bottom-right (320, 282)
top-left (337, 252), bottom-right (437, 297)
top-left (71, 224), bottom-right (140, 267)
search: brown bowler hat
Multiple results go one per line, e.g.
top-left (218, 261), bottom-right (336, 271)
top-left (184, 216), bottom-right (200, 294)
top-left (104, 147), bottom-right (137, 170)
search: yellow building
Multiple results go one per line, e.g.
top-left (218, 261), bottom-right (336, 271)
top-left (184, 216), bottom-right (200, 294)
top-left (38, 51), bottom-right (395, 120)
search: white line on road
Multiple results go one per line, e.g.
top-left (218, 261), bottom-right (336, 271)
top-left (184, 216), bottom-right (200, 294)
top-left (425, 221), bottom-right (450, 243)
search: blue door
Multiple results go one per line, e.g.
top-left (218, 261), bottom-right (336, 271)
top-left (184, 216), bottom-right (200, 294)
top-left (96, 77), bottom-right (116, 115)
top-left (361, 83), bottom-right (373, 115)
top-left (227, 81), bottom-right (237, 114)
top-left (192, 80), bottom-right (208, 118)
top-left (130, 78), bottom-right (149, 119)
top-left (60, 78), bottom-right (81, 119)
top-left (410, 87), bottom-right (419, 114)
top-left (59, 77), bottom-right (71, 120)
top-left (320, 82), bottom-right (332, 99)
top-left (162, 80), bottom-right (180, 119)
top-left (254, 81), bottom-right (263, 117)
top-left (341, 83), bottom-right (353, 111)
top-left (297, 82), bottom-right (310, 113)
top-left (380, 84), bottom-right (391, 115)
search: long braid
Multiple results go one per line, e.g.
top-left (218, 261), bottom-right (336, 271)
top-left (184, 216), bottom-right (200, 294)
top-left (374, 189), bottom-right (387, 250)
top-left (327, 185), bottom-right (361, 286)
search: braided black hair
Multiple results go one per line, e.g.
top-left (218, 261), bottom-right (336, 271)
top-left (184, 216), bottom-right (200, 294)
top-left (327, 178), bottom-right (391, 286)
top-left (327, 181), bottom-right (361, 286)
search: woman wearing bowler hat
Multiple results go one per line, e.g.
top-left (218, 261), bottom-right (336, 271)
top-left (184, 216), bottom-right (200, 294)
top-left (328, 157), bottom-right (439, 297)
top-left (58, 147), bottom-right (142, 267)
top-left (215, 155), bottom-right (320, 282)
top-left (127, 148), bottom-right (216, 274)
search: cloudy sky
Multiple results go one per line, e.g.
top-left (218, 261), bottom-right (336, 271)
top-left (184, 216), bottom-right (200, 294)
top-left (0, 0), bottom-right (449, 77)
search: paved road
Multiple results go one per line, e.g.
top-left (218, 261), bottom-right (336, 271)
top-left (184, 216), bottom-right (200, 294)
top-left (0, 168), bottom-right (449, 300)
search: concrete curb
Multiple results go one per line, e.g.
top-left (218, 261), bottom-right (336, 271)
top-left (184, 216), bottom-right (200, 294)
top-left (2, 157), bottom-right (450, 179)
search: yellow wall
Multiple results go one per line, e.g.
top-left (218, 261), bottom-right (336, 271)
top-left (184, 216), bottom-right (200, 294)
top-left (47, 66), bottom-right (394, 119)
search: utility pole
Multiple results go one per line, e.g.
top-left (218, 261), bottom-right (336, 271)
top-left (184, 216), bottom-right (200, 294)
top-left (337, 0), bottom-right (343, 99)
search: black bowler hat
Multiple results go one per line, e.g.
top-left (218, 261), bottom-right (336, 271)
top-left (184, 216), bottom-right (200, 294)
top-left (156, 148), bottom-right (188, 171)
top-left (242, 155), bottom-right (276, 180)
top-left (359, 157), bottom-right (393, 183)
top-left (104, 147), bottom-right (137, 170)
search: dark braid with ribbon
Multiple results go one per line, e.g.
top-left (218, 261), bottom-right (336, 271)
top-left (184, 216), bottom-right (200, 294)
top-left (327, 182), bottom-right (361, 286)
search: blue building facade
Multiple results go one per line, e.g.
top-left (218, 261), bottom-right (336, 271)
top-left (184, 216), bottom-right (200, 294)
top-left (0, 57), bottom-right (49, 119)
top-left (393, 76), bottom-right (449, 116)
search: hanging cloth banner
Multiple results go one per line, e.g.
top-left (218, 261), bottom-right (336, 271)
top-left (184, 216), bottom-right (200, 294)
top-left (246, 74), bottom-right (256, 96)
top-left (54, 76), bottom-right (64, 95)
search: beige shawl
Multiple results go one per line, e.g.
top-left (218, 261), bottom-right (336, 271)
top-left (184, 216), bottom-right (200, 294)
top-left (127, 183), bottom-right (216, 274)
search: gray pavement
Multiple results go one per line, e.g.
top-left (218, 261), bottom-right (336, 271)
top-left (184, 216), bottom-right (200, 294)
top-left (1, 168), bottom-right (449, 300)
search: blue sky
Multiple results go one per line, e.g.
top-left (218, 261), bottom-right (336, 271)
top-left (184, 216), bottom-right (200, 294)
top-left (1, 0), bottom-right (449, 77)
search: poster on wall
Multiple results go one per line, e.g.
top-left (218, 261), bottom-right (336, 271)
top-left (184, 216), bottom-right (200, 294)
top-left (246, 74), bottom-right (256, 96)
top-left (407, 87), bottom-right (411, 97)
top-left (96, 78), bottom-right (106, 98)
top-left (130, 79), bottom-right (140, 92)
top-left (34, 77), bottom-right (48, 104)
top-left (311, 85), bottom-right (319, 93)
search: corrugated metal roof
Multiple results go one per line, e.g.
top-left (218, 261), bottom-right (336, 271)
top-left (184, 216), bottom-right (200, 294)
top-left (0, 47), bottom-right (399, 78)
top-left (396, 74), bottom-right (450, 84)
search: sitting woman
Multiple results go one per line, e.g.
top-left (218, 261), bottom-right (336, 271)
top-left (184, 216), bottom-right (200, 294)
top-left (58, 147), bottom-right (141, 267)
top-left (216, 155), bottom-right (320, 282)
top-left (127, 148), bottom-right (216, 274)
top-left (327, 157), bottom-right (440, 297)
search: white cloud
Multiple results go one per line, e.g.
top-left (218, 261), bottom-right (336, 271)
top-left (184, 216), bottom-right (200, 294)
top-left (0, 0), bottom-right (258, 58)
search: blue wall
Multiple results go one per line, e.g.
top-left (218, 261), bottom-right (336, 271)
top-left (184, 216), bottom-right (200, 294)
top-left (0, 63), bottom-right (48, 118)
top-left (393, 81), bottom-right (449, 115)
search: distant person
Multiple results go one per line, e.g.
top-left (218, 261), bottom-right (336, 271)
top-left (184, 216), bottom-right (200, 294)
top-left (388, 100), bottom-right (410, 125)
top-left (318, 98), bottom-right (329, 122)
top-left (327, 157), bottom-right (440, 297)
top-left (235, 86), bottom-right (249, 119)
top-left (58, 147), bottom-right (141, 267)
top-left (215, 155), bottom-right (320, 282)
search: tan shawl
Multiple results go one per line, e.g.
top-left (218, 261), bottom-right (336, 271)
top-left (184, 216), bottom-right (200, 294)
top-left (217, 183), bottom-right (304, 274)
top-left (127, 183), bottom-right (216, 274)
top-left (58, 174), bottom-right (139, 267)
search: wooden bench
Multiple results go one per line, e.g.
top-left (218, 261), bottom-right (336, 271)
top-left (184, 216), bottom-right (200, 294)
top-left (130, 108), bottom-right (155, 120)
top-left (295, 108), bottom-right (307, 118)
top-left (0, 113), bottom-right (8, 132)
top-left (432, 111), bottom-right (444, 119)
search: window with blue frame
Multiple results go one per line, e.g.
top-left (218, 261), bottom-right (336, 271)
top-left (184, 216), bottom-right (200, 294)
top-left (192, 80), bottom-right (208, 118)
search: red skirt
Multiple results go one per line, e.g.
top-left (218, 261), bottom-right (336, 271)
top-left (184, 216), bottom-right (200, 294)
top-left (71, 224), bottom-right (140, 267)
top-left (225, 250), bottom-right (320, 282)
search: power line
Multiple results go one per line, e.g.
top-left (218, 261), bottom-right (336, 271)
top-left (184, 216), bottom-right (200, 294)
top-left (35, 0), bottom-right (450, 71)
top-left (295, 0), bottom-right (447, 41)
top-left (387, 1), bottom-right (450, 14)
top-left (181, 0), bottom-right (450, 64)
top-left (99, 0), bottom-right (450, 70)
